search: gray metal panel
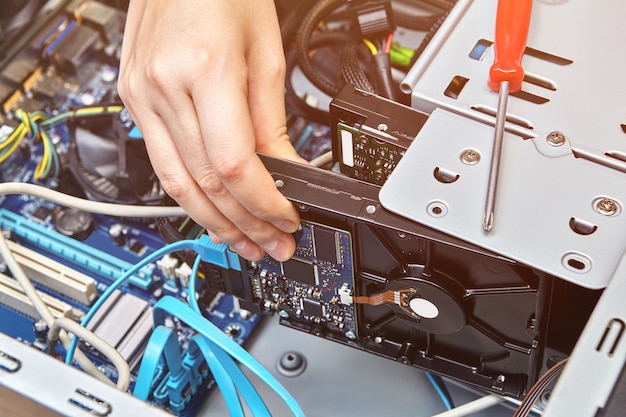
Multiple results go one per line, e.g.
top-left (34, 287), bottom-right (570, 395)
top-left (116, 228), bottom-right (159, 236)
top-left (543, 251), bottom-right (626, 416)
top-left (200, 317), bottom-right (515, 416)
top-left (404, 0), bottom-right (626, 157)
top-left (380, 108), bottom-right (626, 288)
top-left (391, 0), bottom-right (626, 288)
top-left (0, 332), bottom-right (173, 417)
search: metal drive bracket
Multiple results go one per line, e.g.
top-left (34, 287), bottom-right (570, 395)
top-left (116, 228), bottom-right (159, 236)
top-left (380, 108), bottom-right (626, 289)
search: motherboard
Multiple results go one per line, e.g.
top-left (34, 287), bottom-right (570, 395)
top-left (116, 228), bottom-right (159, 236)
top-left (0, 2), bottom-right (262, 415)
top-left (0, 1), bottom-right (620, 416)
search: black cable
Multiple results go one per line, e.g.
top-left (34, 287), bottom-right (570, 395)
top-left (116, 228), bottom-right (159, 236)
top-left (422, 0), bottom-right (456, 10)
top-left (296, 0), bottom-right (347, 97)
top-left (392, 8), bottom-right (443, 31)
top-left (340, 43), bottom-right (375, 94)
top-left (409, 7), bottom-right (451, 67)
top-left (370, 52), bottom-right (397, 100)
top-left (278, 1), bottom-right (314, 46)
top-left (155, 217), bottom-right (201, 271)
top-left (285, 31), bottom-right (356, 123)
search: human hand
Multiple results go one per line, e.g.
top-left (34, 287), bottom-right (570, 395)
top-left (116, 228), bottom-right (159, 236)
top-left (118, 0), bottom-right (302, 261)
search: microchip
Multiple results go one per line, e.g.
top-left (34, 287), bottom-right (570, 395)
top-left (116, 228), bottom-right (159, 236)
top-left (129, 240), bottom-right (146, 256)
top-left (303, 299), bottom-right (325, 318)
top-left (282, 258), bottom-right (316, 286)
top-left (31, 206), bottom-right (53, 222)
top-left (313, 227), bottom-right (338, 264)
top-left (31, 74), bottom-right (65, 101)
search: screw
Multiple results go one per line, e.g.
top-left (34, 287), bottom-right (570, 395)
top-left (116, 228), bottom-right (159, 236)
top-left (345, 331), bottom-right (356, 340)
top-left (595, 198), bottom-right (619, 216)
top-left (460, 149), bottom-right (481, 165)
top-left (546, 131), bottom-right (566, 146)
top-left (275, 179), bottom-right (284, 188)
top-left (396, 231), bottom-right (407, 239)
top-left (374, 336), bottom-right (383, 344)
top-left (366, 205), bottom-right (377, 214)
top-left (377, 123), bottom-right (388, 132)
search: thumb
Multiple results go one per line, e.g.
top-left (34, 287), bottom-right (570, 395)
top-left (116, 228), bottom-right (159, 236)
top-left (257, 128), bottom-right (307, 164)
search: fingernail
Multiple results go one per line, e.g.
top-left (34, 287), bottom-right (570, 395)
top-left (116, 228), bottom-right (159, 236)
top-left (277, 220), bottom-right (299, 234)
top-left (234, 240), bottom-right (263, 261)
top-left (264, 240), bottom-right (292, 262)
top-left (207, 231), bottom-right (222, 244)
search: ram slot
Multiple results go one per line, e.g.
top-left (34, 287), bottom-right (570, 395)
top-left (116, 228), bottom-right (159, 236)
top-left (3, 240), bottom-right (97, 305)
top-left (0, 273), bottom-right (74, 319)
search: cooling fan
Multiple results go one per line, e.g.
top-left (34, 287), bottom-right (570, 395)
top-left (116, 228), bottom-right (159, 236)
top-left (68, 107), bottom-right (164, 205)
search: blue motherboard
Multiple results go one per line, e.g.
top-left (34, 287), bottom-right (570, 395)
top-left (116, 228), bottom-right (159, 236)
top-left (0, 3), bottom-right (263, 415)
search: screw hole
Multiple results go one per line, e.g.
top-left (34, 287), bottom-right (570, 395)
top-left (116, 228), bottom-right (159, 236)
top-left (562, 252), bottom-right (592, 274)
top-left (427, 201), bottom-right (448, 218)
top-left (568, 259), bottom-right (585, 270)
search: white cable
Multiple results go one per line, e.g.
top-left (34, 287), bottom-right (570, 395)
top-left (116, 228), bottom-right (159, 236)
top-left (310, 151), bottom-right (333, 168)
top-left (0, 182), bottom-right (186, 217)
top-left (48, 317), bottom-right (130, 391)
top-left (430, 394), bottom-right (504, 417)
top-left (0, 232), bottom-right (114, 386)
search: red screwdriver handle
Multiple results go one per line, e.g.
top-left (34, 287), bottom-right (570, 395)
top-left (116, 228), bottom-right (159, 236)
top-left (488, 0), bottom-right (533, 93)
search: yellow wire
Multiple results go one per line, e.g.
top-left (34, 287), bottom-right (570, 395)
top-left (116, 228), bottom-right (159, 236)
top-left (33, 133), bottom-right (50, 179)
top-left (363, 39), bottom-right (378, 55)
top-left (2, 106), bottom-right (120, 178)
top-left (0, 125), bottom-right (24, 151)
top-left (0, 129), bottom-right (27, 163)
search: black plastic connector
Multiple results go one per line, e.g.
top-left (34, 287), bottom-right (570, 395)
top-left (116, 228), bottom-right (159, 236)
top-left (350, 1), bottom-right (395, 38)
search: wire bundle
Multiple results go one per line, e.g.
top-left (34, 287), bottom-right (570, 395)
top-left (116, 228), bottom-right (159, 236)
top-left (0, 109), bottom-right (60, 181)
top-left (0, 105), bottom-right (123, 182)
top-left (513, 358), bottom-right (568, 417)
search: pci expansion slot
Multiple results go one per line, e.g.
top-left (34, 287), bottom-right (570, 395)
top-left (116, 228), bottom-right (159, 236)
top-left (0, 273), bottom-right (75, 319)
top-left (0, 209), bottom-right (154, 290)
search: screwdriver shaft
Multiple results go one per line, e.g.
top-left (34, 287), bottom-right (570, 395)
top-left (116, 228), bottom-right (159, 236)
top-left (483, 80), bottom-right (510, 232)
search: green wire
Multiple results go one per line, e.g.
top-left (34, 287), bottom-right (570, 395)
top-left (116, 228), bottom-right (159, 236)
top-left (390, 42), bottom-right (415, 68)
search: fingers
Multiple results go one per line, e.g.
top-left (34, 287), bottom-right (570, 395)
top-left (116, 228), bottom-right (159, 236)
top-left (118, 0), bottom-right (299, 261)
top-left (130, 109), bottom-right (268, 261)
top-left (187, 60), bottom-right (298, 261)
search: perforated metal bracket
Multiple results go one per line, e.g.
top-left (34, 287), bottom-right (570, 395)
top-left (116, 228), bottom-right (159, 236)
top-left (380, 108), bottom-right (626, 289)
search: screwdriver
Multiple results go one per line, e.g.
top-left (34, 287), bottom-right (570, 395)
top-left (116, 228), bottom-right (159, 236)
top-left (483, 0), bottom-right (533, 232)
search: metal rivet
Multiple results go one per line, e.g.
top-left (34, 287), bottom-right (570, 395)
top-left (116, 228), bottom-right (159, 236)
top-left (595, 198), bottom-right (620, 216)
top-left (277, 351), bottom-right (307, 377)
top-left (546, 131), bottom-right (566, 146)
top-left (366, 205), bottom-right (376, 214)
top-left (377, 123), bottom-right (388, 132)
top-left (275, 179), bottom-right (284, 188)
top-left (460, 149), bottom-right (481, 165)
